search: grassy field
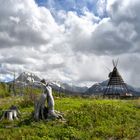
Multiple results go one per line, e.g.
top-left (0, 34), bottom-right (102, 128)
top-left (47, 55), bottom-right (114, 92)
top-left (0, 95), bottom-right (140, 140)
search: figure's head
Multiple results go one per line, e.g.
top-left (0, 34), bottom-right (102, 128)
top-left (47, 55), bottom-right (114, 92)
top-left (40, 79), bottom-right (46, 85)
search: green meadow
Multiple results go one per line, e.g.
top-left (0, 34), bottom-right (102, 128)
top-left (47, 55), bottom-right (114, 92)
top-left (0, 95), bottom-right (140, 140)
top-left (0, 83), bottom-right (140, 140)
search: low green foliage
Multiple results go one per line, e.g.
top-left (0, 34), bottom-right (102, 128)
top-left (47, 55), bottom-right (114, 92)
top-left (0, 95), bottom-right (140, 140)
top-left (0, 83), bottom-right (10, 97)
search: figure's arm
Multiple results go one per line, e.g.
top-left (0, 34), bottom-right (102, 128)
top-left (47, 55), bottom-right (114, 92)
top-left (45, 86), bottom-right (55, 112)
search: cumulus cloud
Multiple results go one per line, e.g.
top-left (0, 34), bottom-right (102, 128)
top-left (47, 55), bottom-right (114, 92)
top-left (97, 0), bottom-right (107, 16)
top-left (0, 0), bottom-right (140, 87)
top-left (0, 0), bottom-right (61, 48)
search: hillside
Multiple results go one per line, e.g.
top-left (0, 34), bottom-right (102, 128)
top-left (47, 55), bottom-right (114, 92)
top-left (0, 95), bottom-right (140, 140)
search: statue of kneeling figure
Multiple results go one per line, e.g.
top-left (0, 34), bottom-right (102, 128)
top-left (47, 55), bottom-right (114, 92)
top-left (34, 79), bottom-right (64, 121)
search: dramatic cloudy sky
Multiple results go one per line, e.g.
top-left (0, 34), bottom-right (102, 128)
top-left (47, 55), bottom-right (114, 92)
top-left (0, 0), bottom-right (140, 87)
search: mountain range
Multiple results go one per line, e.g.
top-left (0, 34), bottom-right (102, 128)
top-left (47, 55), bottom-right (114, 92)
top-left (14, 72), bottom-right (88, 94)
top-left (6, 72), bottom-right (140, 96)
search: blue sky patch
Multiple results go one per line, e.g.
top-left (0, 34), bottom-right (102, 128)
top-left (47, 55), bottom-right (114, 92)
top-left (35, 0), bottom-right (108, 18)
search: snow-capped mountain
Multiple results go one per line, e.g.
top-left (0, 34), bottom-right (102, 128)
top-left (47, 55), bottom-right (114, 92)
top-left (16, 72), bottom-right (41, 83)
top-left (14, 72), bottom-right (88, 94)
